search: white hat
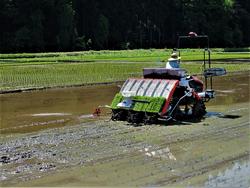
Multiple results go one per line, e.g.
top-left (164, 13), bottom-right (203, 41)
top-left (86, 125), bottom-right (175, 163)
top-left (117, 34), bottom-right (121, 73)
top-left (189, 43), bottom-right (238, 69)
top-left (168, 52), bottom-right (181, 61)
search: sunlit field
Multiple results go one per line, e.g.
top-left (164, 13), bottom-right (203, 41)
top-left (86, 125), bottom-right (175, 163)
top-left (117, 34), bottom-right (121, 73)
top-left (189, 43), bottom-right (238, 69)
top-left (1, 49), bottom-right (249, 91)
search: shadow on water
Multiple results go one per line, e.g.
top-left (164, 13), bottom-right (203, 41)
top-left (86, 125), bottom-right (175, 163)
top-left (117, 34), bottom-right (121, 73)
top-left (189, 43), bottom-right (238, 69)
top-left (126, 104), bottom-right (243, 127)
top-left (145, 112), bottom-right (242, 127)
top-left (205, 112), bottom-right (241, 119)
top-left (219, 114), bottom-right (242, 119)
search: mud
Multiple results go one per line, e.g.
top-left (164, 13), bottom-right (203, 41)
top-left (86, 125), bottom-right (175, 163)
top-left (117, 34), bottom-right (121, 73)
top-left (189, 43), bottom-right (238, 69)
top-left (0, 71), bottom-right (249, 187)
top-left (204, 160), bottom-right (250, 188)
top-left (0, 84), bottom-right (119, 134)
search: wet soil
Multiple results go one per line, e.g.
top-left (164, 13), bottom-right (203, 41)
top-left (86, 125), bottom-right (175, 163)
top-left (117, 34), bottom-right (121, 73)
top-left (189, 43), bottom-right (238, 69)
top-left (0, 84), bottom-right (119, 134)
top-left (0, 71), bottom-right (249, 187)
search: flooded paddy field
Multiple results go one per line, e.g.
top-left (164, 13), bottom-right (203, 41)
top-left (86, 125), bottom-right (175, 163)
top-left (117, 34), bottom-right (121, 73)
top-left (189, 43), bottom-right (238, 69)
top-left (0, 84), bottom-right (120, 134)
top-left (0, 71), bottom-right (249, 187)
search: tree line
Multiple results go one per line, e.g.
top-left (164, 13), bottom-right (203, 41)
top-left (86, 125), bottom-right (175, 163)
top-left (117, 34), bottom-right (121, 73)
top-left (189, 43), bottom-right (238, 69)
top-left (0, 0), bottom-right (249, 53)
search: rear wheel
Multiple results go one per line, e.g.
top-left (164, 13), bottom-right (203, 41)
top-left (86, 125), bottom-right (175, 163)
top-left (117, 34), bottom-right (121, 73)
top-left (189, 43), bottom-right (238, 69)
top-left (169, 98), bottom-right (206, 121)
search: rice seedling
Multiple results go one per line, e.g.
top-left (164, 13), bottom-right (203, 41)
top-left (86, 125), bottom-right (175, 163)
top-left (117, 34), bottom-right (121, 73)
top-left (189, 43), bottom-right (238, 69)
top-left (110, 93), bottom-right (166, 113)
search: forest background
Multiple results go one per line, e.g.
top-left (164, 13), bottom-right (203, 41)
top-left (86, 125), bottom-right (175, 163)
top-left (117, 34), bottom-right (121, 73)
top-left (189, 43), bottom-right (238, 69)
top-left (0, 0), bottom-right (249, 53)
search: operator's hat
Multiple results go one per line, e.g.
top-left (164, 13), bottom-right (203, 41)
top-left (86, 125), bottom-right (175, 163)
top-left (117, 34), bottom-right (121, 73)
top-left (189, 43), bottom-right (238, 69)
top-left (168, 52), bottom-right (181, 61)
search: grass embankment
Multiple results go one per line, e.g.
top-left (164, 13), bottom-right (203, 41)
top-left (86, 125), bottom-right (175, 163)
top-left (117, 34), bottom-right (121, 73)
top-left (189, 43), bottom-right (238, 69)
top-left (0, 48), bottom-right (249, 63)
top-left (0, 49), bottom-right (249, 92)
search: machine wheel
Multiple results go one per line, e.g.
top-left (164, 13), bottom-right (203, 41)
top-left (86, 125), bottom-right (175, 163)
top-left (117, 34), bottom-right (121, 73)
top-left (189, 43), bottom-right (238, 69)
top-left (127, 111), bottom-right (143, 125)
top-left (111, 109), bottom-right (128, 121)
top-left (143, 113), bottom-right (158, 125)
top-left (169, 97), bottom-right (206, 121)
top-left (192, 100), bottom-right (206, 120)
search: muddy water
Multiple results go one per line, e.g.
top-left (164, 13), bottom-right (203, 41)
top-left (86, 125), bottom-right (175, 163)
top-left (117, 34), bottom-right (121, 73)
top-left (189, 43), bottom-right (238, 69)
top-left (204, 160), bottom-right (250, 188)
top-left (0, 85), bottom-right (120, 134)
top-left (208, 71), bottom-right (249, 106)
top-left (0, 71), bottom-right (249, 134)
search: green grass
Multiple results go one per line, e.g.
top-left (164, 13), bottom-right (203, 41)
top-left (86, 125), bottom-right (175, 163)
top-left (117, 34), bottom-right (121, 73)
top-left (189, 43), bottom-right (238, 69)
top-left (0, 48), bottom-right (249, 91)
top-left (1, 49), bottom-right (249, 64)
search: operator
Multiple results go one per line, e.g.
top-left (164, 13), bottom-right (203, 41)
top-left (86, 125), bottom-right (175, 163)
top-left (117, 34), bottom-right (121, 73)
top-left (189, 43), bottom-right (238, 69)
top-left (166, 52), bottom-right (181, 69)
top-left (166, 52), bottom-right (193, 95)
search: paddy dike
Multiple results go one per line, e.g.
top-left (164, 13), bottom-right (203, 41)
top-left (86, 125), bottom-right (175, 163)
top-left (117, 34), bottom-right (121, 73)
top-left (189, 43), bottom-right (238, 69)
top-left (0, 71), bottom-right (249, 187)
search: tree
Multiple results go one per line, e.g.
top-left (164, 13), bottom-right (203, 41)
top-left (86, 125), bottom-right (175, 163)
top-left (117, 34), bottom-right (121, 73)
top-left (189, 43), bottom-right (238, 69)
top-left (0, 0), bottom-right (249, 52)
top-left (0, 0), bottom-right (17, 52)
top-left (94, 14), bottom-right (109, 49)
top-left (56, 0), bottom-right (75, 51)
top-left (234, 0), bottom-right (250, 46)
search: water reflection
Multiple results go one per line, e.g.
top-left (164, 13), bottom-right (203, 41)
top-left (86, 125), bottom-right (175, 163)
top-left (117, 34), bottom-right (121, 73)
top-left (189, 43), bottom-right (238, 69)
top-left (0, 84), bottom-right (119, 134)
top-left (205, 160), bottom-right (250, 188)
top-left (207, 72), bottom-right (249, 106)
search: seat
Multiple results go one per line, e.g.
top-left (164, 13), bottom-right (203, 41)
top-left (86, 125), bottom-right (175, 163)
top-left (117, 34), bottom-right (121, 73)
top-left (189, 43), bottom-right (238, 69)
top-left (143, 68), bottom-right (186, 80)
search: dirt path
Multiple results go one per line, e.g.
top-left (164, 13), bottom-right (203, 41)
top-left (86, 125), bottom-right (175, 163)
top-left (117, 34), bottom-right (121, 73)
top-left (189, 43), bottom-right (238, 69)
top-left (1, 102), bottom-right (249, 187)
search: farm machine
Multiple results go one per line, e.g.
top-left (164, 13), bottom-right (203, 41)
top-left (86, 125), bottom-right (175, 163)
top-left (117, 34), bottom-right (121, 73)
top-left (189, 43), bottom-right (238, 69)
top-left (110, 33), bottom-right (226, 124)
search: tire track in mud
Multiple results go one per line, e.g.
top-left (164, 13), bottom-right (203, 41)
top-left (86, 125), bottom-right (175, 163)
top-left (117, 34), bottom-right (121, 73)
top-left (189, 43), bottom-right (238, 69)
top-left (0, 121), bottom-right (152, 184)
top-left (153, 152), bottom-right (250, 186)
top-left (116, 122), bottom-right (250, 186)
top-left (0, 119), bottom-right (245, 183)
top-left (157, 121), bottom-right (250, 147)
top-left (81, 119), bottom-right (250, 186)
top-left (1, 110), bottom-right (249, 186)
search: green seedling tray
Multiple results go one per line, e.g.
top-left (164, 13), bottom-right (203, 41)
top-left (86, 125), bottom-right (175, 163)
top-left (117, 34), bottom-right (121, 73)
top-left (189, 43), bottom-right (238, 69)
top-left (111, 93), bottom-right (165, 113)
